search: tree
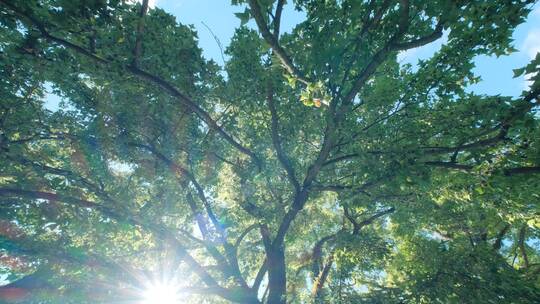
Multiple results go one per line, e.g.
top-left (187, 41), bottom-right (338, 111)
top-left (1, 0), bottom-right (539, 303)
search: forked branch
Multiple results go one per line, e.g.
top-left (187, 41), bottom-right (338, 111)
top-left (247, 0), bottom-right (311, 85)
top-left (1, 0), bottom-right (260, 166)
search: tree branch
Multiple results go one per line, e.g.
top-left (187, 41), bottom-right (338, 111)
top-left (128, 142), bottom-right (224, 236)
top-left (503, 166), bottom-right (540, 176)
top-left (312, 174), bottom-right (390, 196)
top-left (247, 0), bottom-right (311, 85)
top-left (422, 125), bottom-right (510, 155)
top-left (185, 191), bottom-right (211, 239)
top-left (424, 161), bottom-right (540, 176)
top-left (267, 88), bottom-right (300, 192)
top-left (322, 153), bottom-right (359, 167)
top-left (311, 253), bottom-right (334, 301)
top-left (345, 207), bottom-right (395, 235)
top-left (133, 0), bottom-right (150, 67)
top-left (252, 258), bottom-right (267, 292)
top-left (392, 21), bottom-right (444, 51)
top-left (493, 223), bottom-right (510, 251)
top-left (342, 0), bottom-right (410, 104)
top-left (424, 87), bottom-right (539, 155)
top-left (235, 223), bottom-right (260, 249)
top-left (518, 225), bottom-right (530, 268)
top-left (359, 0), bottom-right (391, 38)
top-left (0, 187), bottom-right (259, 302)
top-left (1, 0), bottom-right (260, 166)
top-left (0, 188), bottom-right (125, 220)
top-left (130, 142), bottom-right (249, 286)
top-left (355, 207), bottom-right (395, 233)
top-left (273, 0), bottom-right (285, 36)
top-left (311, 234), bottom-right (336, 277)
top-left (340, 0), bottom-right (392, 85)
top-left (423, 161), bottom-right (473, 172)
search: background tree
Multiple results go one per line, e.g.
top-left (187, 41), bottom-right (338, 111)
top-left (1, 0), bottom-right (539, 303)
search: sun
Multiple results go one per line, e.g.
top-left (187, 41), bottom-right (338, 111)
top-left (142, 282), bottom-right (181, 304)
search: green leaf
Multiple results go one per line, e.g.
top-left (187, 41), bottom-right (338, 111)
top-left (234, 8), bottom-right (251, 26)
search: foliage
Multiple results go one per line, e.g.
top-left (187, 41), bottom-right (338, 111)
top-left (0, 0), bottom-right (539, 303)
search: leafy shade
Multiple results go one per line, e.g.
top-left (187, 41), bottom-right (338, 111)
top-left (0, 0), bottom-right (539, 303)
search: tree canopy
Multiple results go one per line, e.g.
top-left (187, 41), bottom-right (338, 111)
top-left (1, 0), bottom-right (540, 303)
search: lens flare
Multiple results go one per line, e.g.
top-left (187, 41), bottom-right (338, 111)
top-left (142, 281), bottom-right (180, 304)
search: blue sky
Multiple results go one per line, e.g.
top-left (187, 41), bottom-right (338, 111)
top-left (156, 0), bottom-right (540, 98)
top-left (154, 0), bottom-right (305, 64)
top-left (45, 1), bottom-right (540, 110)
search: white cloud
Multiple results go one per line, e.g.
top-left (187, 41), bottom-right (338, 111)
top-left (522, 28), bottom-right (540, 59)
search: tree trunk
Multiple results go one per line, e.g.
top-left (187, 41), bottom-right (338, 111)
top-left (266, 245), bottom-right (287, 304)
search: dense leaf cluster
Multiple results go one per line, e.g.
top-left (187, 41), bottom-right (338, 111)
top-left (0, 0), bottom-right (539, 303)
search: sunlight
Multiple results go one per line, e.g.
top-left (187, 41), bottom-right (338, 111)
top-left (142, 282), bottom-right (181, 304)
